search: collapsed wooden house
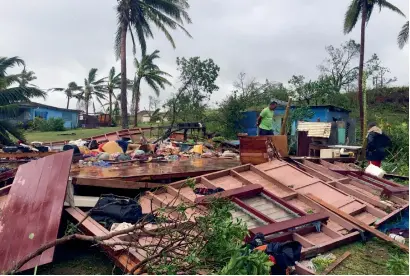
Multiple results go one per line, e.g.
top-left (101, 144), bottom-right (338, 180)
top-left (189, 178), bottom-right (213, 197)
top-left (0, 150), bottom-right (408, 274)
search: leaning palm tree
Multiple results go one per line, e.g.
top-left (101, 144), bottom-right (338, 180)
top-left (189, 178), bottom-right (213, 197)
top-left (49, 81), bottom-right (82, 109)
top-left (343, 0), bottom-right (404, 141)
top-left (77, 68), bottom-right (106, 115)
top-left (133, 50), bottom-right (171, 126)
top-left (115, 0), bottom-right (192, 129)
top-left (398, 21), bottom-right (409, 49)
top-left (0, 57), bottom-right (46, 144)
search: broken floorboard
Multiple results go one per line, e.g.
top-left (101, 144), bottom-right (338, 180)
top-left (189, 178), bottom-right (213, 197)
top-left (69, 158), bottom-right (241, 181)
top-left (0, 150), bottom-right (73, 273)
top-left (72, 177), bottom-right (163, 189)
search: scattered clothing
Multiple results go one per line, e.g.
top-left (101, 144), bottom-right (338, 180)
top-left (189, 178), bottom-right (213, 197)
top-left (248, 233), bottom-right (302, 275)
top-left (368, 160), bottom-right (382, 167)
top-left (116, 140), bottom-right (129, 153)
top-left (102, 141), bottom-right (124, 154)
top-left (90, 194), bottom-right (156, 229)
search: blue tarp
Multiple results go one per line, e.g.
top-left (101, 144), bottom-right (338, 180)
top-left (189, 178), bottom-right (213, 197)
top-left (377, 207), bottom-right (409, 235)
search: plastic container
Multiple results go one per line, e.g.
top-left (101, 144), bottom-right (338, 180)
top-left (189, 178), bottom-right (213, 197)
top-left (365, 164), bottom-right (386, 178)
top-left (389, 233), bottom-right (405, 244)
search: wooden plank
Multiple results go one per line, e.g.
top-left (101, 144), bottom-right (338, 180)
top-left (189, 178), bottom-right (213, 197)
top-left (322, 251), bottom-right (351, 275)
top-left (293, 233), bottom-right (315, 248)
top-left (73, 177), bottom-right (162, 189)
top-left (194, 184), bottom-right (263, 204)
top-left (306, 194), bottom-right (409, 253)
top-left (0, 150), bottom-right (73, 272)
top-left (64, 196), bottom-right (99, 208)
top-left (247, 213), bottom-right (329, 238)
top-left (231, 197), bottom-right (275, 224)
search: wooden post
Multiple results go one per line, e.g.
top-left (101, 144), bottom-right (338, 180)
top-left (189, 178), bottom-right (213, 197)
top-left (280, 97), bottom-right (292, 135)
top-left (306, 194), bottom-right (409, 253)
top-left (322, 251), bottom-right (351, 274)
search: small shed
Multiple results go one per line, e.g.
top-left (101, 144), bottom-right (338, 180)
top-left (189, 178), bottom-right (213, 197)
top-left (239, 105), bottom-right (351, 136)
top-left (4, 102), bottom-right (82, 129)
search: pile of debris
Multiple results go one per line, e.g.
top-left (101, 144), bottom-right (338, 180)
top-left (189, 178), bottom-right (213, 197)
top-left (0, 140), bottom-right (408, 275)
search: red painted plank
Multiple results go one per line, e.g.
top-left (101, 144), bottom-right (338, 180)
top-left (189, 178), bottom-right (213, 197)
top-left (194, 184), bottom-right (263, 204)
top-left (0, 150), bottom-right (73, 272)
top-left (247, 213), bottom-right (329, 239)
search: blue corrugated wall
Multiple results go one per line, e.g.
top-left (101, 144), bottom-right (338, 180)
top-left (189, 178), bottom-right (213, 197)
top-left (239, 106), bottom-right (350, 136)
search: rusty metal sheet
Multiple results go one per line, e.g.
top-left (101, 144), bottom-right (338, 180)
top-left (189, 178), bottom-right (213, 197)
top-left (0, 150), bottom-right (73, 272)
top-left (70, 158), bottom-right (240, 180)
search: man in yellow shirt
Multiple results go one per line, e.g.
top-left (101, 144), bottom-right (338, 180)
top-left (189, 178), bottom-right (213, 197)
top-left (256, 101), bottom-right (277, 135)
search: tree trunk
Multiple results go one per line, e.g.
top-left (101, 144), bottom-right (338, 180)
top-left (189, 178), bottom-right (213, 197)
top-left (134, 77), bottom-right (141, 127)
top-left (109, 88), bottom-right (113, 123)
top-left (66, 96), bottom-right (70, 109)
top-left (358, 3), bottom-right (366, 142)
top-left (120, 21), bottom-right (128, 129)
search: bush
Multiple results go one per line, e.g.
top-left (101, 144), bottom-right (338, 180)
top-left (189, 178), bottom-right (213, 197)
top-left (31, 117), bottom-right (66, 132)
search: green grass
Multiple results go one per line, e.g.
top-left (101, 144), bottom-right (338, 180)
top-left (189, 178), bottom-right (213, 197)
top-left (23, 123), bottom-right (165, 142)
top-left (327, 238), bottom-right (409, 275)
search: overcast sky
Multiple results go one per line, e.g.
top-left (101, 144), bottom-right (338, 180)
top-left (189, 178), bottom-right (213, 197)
top-left (1, 0), bottom-right (408, 111)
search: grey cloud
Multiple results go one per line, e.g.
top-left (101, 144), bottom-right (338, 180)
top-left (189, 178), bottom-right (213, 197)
top-left (1, 0), bottom-right (408, 111)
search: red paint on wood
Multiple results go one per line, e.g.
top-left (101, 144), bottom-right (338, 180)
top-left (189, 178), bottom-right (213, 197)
top-left (0, 150), bottom-right (73, 272)
top-left (194, 184), bottom-right (263, 204)
top-left (247, 213), bottom-right (329, 239)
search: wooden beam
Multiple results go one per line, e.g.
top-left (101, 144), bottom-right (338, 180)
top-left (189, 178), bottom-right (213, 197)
top-left (73, 177), bottom-right (162, 189)
top-left (334, 182), bottom-right (391, 210)
top-left (280, 97), bottom-right (292, 135)
top-left (306, 194), bottom-right (409, 253)
top-left (322, 251), bottom-right (351, 275)
top-left (232, 197), bottom-right (275, 224)
top-left (248, 213), bottom-right (329, 238)
top-left (195, 184), bottom-right (263, 204)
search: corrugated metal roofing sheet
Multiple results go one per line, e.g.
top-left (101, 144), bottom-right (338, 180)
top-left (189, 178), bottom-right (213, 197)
top-left (297, 122), bottom-right (331, 138)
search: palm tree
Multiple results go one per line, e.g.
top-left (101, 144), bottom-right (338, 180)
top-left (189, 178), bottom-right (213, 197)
top-left (104, 67), bottom-right (121, 119)
top-left (0, 57), bottom-right (46, 144)
top-left (398, 21), bottom-right (409, 49)
top-left (18, 67), bottom-right (37, 87)
top-left (133, 50), bottom-right (171, 126)
top-left (77, 68), bottom-right (106, 115)
top-left (343, 0), bottom-right (404, 140)
top-left (49, 82), bottom-right (82, 109)
top-left (115, 0), bottom-right (192, 129)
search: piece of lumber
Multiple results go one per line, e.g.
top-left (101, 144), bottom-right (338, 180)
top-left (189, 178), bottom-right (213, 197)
top-left (64, 196), bottom-right (99, 208)
top-left (280, 97), bottom-right (292, 135)
top-left (306, 194), bottom-right (409, 253)
top-left (73, 177), bottom-right (162, 189)
top-left (322, 251), bottom-right (351, 274)
top-left (0, 150), bottom-right (73, 272)
top-left (194, 184), bottom-right (263, 204)
top-left (247, 212), bottom-right (329, 239)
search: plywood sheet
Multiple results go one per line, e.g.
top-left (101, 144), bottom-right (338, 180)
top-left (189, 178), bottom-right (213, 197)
top-left (0, 150), bottom-right (73, 272)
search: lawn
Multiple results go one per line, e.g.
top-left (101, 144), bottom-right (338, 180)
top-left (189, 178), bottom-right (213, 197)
top-left (326, 238), bottom-right (409, 275)
top-left (23, 123), bottom-right (165, 142)
top-left (24, 127), bottom-right (122, 142)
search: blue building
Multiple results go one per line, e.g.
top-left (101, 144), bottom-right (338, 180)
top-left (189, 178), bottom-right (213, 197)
top-left (5, 102), bottom-right (81, 129)
top-left (239, 105), bottom-right (351, 136)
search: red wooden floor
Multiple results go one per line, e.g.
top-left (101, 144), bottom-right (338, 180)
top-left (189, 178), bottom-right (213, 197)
top-left (0, 150), bottom-right (73, 272)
